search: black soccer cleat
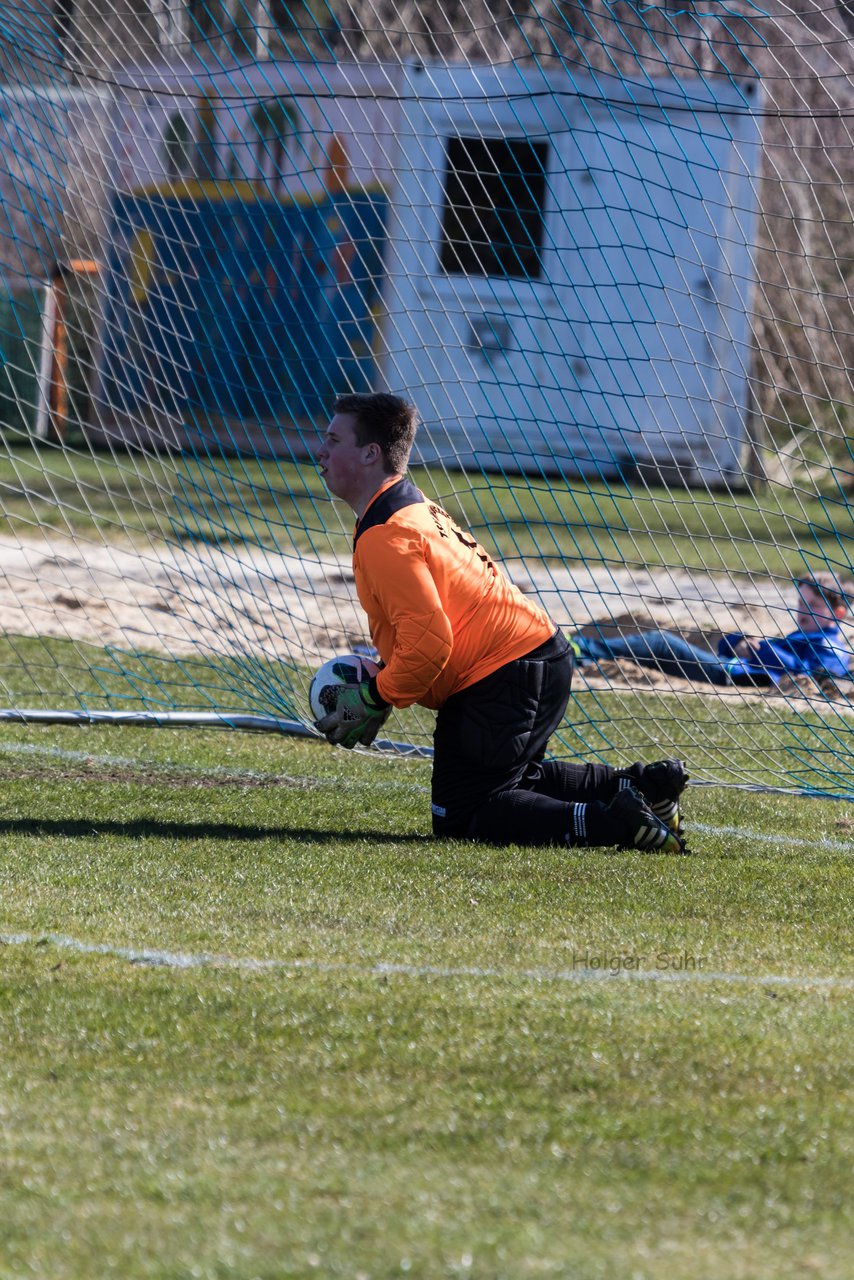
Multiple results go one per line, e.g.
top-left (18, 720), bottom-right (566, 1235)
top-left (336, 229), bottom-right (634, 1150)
top-left (618, 758), bottom-right (689, 834)
top-left (606, 785), bottom-right (687, 854)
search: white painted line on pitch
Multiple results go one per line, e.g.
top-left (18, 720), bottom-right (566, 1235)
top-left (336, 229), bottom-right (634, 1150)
top-left (0, 739), bottom-right (282, 777)
top-left (0, 741), bottom-right (146, 767)
top-left (2, 930), bottom-right (853, 990)
top-left (693, 822), bottom-right (854, 853)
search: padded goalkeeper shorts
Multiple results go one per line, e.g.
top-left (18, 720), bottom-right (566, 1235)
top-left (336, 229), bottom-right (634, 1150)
top-left (430, 630), bottom-right (573, 837)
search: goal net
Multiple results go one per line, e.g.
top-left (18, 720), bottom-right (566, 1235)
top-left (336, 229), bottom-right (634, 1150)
top-left (0, 1), bottom-right (850, 796)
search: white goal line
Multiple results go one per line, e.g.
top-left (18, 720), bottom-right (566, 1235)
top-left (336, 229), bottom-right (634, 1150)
top-left (1, 931), bottom-right (852, 991)
top-left (0, 708), bottom-right (432, 757)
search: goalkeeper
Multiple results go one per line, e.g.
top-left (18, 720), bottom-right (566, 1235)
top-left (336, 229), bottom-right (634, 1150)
top-left (314, 392), bottom-right (687, 854)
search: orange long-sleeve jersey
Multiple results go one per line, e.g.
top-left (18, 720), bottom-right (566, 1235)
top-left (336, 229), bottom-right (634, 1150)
top-left (352, 475), bottom-right (555, 710)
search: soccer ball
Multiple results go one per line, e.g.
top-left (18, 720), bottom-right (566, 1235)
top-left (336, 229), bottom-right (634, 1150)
top-left (308, 652), bottom-right (381, 722)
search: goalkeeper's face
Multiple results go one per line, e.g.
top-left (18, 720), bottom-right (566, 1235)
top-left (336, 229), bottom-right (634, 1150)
top-left (318, 413), bottom-right (368, 507)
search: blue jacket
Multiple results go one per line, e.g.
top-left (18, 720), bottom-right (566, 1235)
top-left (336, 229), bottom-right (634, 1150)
top-left (718, 625), bottom-right (852, 684)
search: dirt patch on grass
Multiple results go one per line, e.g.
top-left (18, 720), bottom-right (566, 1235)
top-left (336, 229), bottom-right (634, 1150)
top-left (0, 534), bottom-right (851, 721)
top-left (0, 765), bottom-right (322, 789)
top-left (0, 534), bottom-right (802, 666)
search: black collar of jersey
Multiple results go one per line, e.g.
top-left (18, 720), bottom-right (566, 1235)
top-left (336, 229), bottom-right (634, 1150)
top-left (354, 476), bottom-right (424, 547)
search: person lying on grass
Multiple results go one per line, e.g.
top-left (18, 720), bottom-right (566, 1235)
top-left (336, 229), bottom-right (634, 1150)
top-left (569, 571), bottom-right (853, 690)
top-left (314, 391), bottom-right (687, 853)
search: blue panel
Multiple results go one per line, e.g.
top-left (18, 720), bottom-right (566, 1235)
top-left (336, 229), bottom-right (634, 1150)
top-left (98, 186), bottom-right (389, 444)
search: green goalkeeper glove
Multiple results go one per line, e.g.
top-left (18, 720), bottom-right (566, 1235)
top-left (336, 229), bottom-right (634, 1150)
top-left (315, 680), bottom-right (390, 749)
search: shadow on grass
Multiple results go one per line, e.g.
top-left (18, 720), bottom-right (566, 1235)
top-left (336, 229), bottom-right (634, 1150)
top-left (0, 818), bottom-right (431, 844)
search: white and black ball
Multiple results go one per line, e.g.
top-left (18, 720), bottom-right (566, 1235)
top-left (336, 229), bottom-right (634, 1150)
top-left (309, 653), bottom-right (380, 722)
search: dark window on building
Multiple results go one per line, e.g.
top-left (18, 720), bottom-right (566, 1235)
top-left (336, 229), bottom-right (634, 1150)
top-left (188, 0), bottom-right (225, 40)
top-left (53, 0), bottom-right (74, 64)
top-left (163, 112), bottom-right (193, 179)
top-left (439, 135), bottom-right (549, 280)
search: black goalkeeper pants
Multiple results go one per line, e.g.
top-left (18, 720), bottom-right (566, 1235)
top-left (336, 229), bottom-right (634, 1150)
top-left (431, 631), bottom-right (632, 846)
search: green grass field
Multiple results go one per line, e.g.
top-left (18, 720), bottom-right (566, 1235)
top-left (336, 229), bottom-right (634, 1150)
top-left (1, 720), bottom-right (852, 1279)
top-left (1, 441), bottom-right (850, 580)
top-left (0, 441), bottom-right (851, 1275)
top-left (2, 632), bottom-right (852, 795)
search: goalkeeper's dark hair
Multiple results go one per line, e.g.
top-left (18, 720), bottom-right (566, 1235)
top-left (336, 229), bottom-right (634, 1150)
top-left (333, 393), bottom-right (418, 475)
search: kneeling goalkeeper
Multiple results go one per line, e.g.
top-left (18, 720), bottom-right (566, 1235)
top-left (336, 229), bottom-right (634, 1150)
top-left (315, 393), bottom-right (686, 853)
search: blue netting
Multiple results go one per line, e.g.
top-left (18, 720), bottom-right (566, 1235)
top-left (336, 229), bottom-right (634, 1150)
top-left (0, 1), bottom-right (850, 794)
